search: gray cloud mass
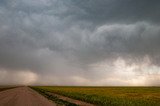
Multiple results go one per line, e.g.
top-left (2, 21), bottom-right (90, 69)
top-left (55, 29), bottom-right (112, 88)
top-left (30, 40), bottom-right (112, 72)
top-left (0, 0), bottom-right (160, 86)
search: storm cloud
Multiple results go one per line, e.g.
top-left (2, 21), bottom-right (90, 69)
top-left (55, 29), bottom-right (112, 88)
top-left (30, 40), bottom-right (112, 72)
top-left (0, 0), bottom-right (160, 86)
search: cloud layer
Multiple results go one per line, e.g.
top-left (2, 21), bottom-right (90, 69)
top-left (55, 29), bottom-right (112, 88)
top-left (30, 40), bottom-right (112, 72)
top-left (0, 0), bottom-right (160, 86)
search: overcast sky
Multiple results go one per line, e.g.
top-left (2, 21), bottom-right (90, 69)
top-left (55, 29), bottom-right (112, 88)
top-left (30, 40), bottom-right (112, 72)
top-left (0, 0), bottom-right (160, 86)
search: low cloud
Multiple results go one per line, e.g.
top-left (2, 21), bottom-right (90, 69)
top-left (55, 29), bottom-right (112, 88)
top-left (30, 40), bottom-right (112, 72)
top-left (0, 0), bottom-right (160, 86)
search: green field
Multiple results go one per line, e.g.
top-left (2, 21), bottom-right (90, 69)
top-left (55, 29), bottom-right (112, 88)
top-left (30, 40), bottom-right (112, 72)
top-left (32, 86), bottom-right (160, 106)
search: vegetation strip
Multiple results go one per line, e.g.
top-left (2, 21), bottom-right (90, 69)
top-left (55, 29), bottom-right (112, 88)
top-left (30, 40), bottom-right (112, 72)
top-left (31, 87), bottom-right (78, 106)
top-left (47, 92), bottom-right (95, 106)
top-left (33, 86), bottom-right (160, 106)
top-left (0, 87), bottom-right (16, 92)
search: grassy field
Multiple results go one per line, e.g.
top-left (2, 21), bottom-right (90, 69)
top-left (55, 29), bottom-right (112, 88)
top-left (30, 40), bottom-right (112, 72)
top-left (32, 86), bottom-right (160, 106)
top-left (31, 87), bottom-right (78, 106)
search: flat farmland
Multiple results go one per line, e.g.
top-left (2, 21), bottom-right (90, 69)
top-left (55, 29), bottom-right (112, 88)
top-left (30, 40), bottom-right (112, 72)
top-left (32, 86), bottom-right (160, 106)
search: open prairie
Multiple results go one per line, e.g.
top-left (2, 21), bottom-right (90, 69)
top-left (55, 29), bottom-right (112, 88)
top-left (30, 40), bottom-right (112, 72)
top-left (32, 86), bottom-right (160, 106)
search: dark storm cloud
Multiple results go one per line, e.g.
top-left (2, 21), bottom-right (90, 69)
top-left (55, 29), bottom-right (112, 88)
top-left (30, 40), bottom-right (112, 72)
top-left (66, 0), bottom-right (160, 25)
top-left (0, 0), bottom-right (160, 85)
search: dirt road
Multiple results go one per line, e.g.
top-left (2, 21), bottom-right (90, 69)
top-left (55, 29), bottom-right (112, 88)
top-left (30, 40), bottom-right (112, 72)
top-left (0, 87), bottom-right (56, 106)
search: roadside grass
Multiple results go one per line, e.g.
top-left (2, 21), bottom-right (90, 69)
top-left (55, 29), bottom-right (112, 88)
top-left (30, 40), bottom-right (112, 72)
top-left (32, 86), bottom-right (160, 106)
top-left (0, 86), bottom-right (15, 92)
top-left (31, 87), bottom-right (77, 106)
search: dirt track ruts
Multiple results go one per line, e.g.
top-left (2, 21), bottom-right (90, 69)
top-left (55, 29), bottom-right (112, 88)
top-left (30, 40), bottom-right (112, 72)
top-left (0, 87), bottom-right (56, 106)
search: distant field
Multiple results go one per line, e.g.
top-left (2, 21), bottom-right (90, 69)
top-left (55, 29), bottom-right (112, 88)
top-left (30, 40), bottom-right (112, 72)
top-left (32, 86), bottom-right (160, 106)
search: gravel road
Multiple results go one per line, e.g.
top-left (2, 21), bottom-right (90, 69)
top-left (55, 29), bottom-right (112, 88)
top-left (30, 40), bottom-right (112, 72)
top-left (0, 87), bottom-right (56, 106)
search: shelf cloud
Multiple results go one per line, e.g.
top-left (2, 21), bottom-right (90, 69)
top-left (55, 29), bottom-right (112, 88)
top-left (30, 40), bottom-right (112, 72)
top-left (0, 0), bottom-right (160, 86)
